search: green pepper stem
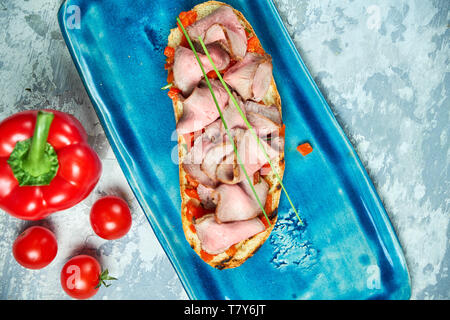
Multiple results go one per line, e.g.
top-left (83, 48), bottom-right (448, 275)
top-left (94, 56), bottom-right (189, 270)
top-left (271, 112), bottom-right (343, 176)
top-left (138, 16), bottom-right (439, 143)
top-left (22, 111), bottom-right (55, 176)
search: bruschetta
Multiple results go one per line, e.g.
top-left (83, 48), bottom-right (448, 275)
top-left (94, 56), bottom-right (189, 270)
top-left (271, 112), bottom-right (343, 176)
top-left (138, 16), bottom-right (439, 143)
top-left (164, 1), bottom-right (285, 269)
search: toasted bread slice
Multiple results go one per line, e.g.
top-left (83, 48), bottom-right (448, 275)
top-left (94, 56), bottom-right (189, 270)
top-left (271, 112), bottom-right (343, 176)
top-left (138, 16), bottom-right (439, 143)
top-left (167, 1), bottom-right (285, 269)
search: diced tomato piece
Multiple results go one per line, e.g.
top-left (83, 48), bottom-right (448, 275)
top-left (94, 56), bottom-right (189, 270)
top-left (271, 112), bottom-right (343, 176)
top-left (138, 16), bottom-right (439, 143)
top-left (185, 188), bottom-right (200, 200)
top-left (225, 245), bottom-right (237, 256)
top-left (164, 46), bottom-right (175, 58)
top-left (200, 250), bottom-right (215, 262)
top-left (185, 205), bottom-right (194, 222)
top-left (297, 142), bottom-right (313, 156)
top-left (264, 194), bottom-right (272, 213)
top-left (260, 215), bottom-right (270, 229)
top-left (185, 175), bottom-right (199, 188)
top-left (206, 70), bottom-right (218, 79)
top-left (253, 171), bottom-right (261, 185)
top-left (247, 36), bottom-right (265, 55)
top-left (189, 224), bottom-right (196, 233)
top-left (177, 10), bottom-right (198, 32)
top-left (167, 70), bottom-right (174, 84)
top-left (186, 201), bottom-right (206, 221)
top-left (168, 87), bottom-right (181, 100)
top-left (164, 46), bottom-right (175, 65)
top-left (279, 124), bottom-right (286, 137)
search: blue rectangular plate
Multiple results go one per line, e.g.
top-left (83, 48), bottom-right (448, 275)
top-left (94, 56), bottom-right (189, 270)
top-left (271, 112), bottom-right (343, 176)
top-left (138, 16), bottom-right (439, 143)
top-left (58, 0), bottom-right (411, 299)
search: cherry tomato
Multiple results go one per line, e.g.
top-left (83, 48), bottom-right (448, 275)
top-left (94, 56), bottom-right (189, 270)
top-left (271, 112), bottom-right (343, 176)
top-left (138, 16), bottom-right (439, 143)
top-left (90, 196), bottom-right (132, 240)
top-left (60, 255), bottom-right (116, 300)
top-left (12, 226), bottom-right (58, 269)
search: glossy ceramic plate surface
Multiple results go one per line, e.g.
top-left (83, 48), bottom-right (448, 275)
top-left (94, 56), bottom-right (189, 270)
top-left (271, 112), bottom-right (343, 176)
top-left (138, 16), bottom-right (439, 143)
top-left (58, 0), bottom-right (411, 299)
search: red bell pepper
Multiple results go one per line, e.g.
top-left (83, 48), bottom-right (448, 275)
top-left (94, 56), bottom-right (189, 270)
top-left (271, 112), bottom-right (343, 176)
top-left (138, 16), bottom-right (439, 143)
top-left (0, 110), bottom-right (102, 220)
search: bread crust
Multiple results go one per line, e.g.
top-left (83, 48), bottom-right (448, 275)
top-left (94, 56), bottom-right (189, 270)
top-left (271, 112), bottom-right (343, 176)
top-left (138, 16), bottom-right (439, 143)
top-left (168, 1), bottom-right (284, 269)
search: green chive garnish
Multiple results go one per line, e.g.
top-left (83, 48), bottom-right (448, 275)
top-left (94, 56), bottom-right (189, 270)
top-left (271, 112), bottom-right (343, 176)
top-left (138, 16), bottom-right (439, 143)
top-left (161, 83), bottom-right (173, 90)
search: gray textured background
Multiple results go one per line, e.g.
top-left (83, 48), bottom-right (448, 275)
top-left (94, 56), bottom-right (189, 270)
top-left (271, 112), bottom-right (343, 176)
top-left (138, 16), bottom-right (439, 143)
top-left (0, 0), bottom-right (448, 299)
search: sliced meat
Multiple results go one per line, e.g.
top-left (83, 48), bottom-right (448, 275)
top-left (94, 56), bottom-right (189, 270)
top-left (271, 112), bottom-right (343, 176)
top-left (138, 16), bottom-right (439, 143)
top-left (197, 184), bottom-right (218, 210)
top-left (222, 26), bottom-right (247, 60)
top-left (173, 46), bottom-right (229, 96)
top-left (204, 23), bottom-right (247, 59)
top-left (203, 127), bottom-right (283, 185)
top-left (204, 24), bottom-right (227, 45)
top-left (236, 129), bottom-right (282, 178)
top-left (203, 23), bottom-right (247, 60)
top-left (216, 127), bottom-right (246, 183)
top-left (221, 95), bottom-right (247, 130)
top-left (214, 184), bottom-right (255, 223)
top-left (184, 164), bottom-right (217, 187)
top-left (258, 135), bottom-right (285, 176)
top-left (268, 135), bottom-right (285, 155)
top-left (203, 118), bottom-right (224, 144)
top-left (223, 53), bottom-right (261, 100)
top-left (252, 60), bottom-right (273, 102)
top-left (195, 214), bottom-right (265, 254)
top-left (239, 177), bottom-right (269, 210)
top-left (246, 112), bottom-right (281, 138)
top-left (216, 152), bottom-right (240, 184)
top-left (176, 80), bottom-right (229, 135)
top-left (215, 128), bottom-right (245, 184)
top-left (205, 43), bottom-right (231, 71)
top-left (182, 132), bottom-right (219, 187)
top-left (187, 6), bottom-right (247, 59)
top-left (244, 101), bottom-right (281, 124)
top-left (201, 142), bottom-right (234, 181)
top-left (214, 178), bottom-right (268, 223)
top-left (223, 53), bottom-right (273, 101)
top-left (186, 134), bottom-right (215, 164)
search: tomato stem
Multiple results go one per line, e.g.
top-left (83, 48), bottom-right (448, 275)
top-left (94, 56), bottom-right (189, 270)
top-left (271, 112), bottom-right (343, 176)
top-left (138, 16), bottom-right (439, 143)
top-left (96, 269), bottom-right (117, 288)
